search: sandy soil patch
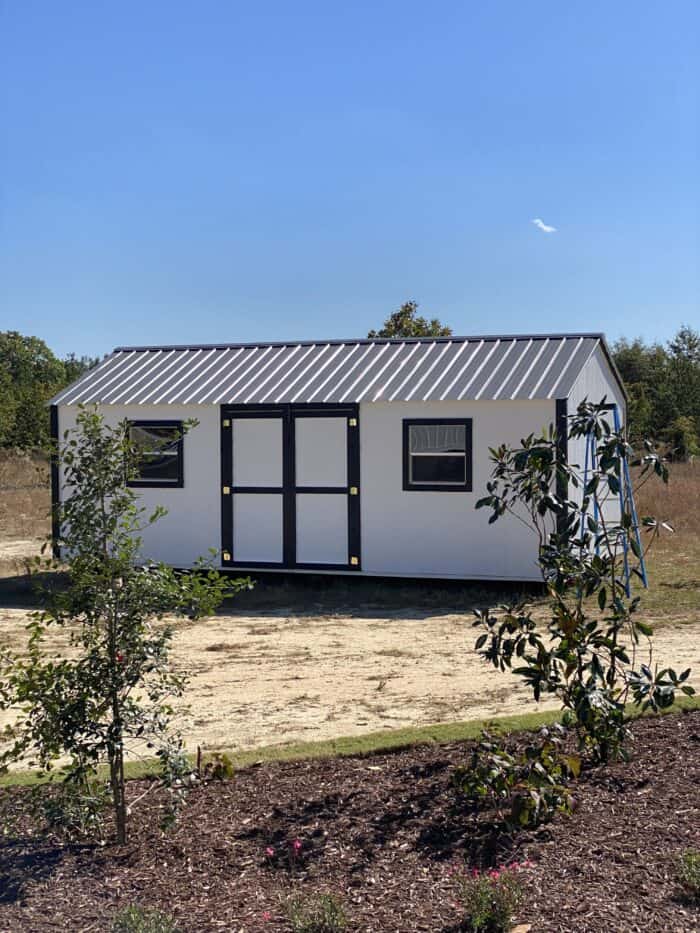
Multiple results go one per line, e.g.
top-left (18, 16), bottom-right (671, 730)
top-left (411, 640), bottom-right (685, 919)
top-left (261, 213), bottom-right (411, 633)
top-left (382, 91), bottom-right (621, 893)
top-left (1, 606), bottom-right (698, 759)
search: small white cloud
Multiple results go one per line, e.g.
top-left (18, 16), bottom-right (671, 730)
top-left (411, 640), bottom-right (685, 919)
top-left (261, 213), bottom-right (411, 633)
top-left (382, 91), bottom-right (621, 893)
top-left (532, 217), bottom-right (557, 233)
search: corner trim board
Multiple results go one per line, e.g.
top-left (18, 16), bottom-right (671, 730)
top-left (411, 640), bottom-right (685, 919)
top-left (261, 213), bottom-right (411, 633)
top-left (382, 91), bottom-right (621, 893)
top-left (50, 405), bottom-right (60, 559)
top-left (555, 398), bottom-right (568, 535)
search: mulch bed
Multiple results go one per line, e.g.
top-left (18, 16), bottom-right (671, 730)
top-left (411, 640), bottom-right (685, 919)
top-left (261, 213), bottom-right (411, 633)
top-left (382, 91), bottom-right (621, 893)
top-left (1, 711), bottom-right (699, 933)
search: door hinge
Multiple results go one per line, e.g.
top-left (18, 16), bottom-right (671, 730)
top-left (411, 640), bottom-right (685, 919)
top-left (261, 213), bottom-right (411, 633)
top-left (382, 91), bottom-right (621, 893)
top-left (222, 486), bottom-right (230, 495)
top-left (349, 486), bottom-right (358, 496)
top-left (350, 556), bottom-right (359, 566)
top-left (222, 419), bottom-right (231, 428)
top-left (222, 551), bottom-right (231, 562)
top-left (348, 417), bottom-right (358, 427)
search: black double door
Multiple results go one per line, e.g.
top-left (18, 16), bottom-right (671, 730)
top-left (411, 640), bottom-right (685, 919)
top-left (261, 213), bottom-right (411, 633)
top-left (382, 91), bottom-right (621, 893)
top-left (220, 404), bottom-right (360, 571)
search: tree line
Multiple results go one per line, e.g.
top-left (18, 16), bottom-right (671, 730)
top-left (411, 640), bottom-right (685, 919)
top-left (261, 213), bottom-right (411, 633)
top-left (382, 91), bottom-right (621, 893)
top-left (0, 331), bottom-right (99, 449)
top-left (2, 311), bottom-right (699, 457)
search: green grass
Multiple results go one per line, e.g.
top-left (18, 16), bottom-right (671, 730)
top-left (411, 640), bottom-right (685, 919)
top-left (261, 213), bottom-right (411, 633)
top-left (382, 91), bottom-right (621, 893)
top-left (3, 695), bottom-right (699, 788)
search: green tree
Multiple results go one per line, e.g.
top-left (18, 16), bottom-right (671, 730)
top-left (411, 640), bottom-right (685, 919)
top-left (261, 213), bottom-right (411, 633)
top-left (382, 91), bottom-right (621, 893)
top-left (669, 324), bottom-right (700, 363)
top-left (0, 407), bottom-right (251, 844)
top-left (63, 352), bottom-right (101, 384)
top-left (368, 300), bottom-right (452, 338)
top-left (0, 331), bottom-right (66, 448)
top-left (666, 325), bottom-right (700, 451)
top-left (664, 415), bottom-right (699, 461)
top-left (612, 326), bottom-right (700, 455)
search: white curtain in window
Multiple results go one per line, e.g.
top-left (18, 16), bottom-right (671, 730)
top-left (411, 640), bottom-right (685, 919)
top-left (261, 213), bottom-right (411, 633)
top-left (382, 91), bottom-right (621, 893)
top-left (409, 424), bottom-right (466, 453)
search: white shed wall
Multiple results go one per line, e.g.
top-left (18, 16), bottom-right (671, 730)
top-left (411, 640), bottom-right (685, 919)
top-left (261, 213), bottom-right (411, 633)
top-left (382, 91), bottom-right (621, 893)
top-left (56, 403), bottom-right (221, 567)
top-left (567, 344), bottom-right (625, 426)
top-left (359, 399), bottom-right (556, 580)
top-left (58, 397), bottom-right (566, 580)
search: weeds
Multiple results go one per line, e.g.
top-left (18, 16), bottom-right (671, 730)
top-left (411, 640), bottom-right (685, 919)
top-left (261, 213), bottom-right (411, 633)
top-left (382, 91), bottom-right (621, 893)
top-left (111, 905), bottom-right (181, 933)
top-left (450, 863), bottom-right (526, 932)
top-left (285, 891), bottom-right (347, 932)
top-left (677, 849), bottom-right (700, 901)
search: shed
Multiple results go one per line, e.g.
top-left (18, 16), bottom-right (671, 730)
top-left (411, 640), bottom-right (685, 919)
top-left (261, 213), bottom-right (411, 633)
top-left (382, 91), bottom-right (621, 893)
top-left (50, 332), bottom-right (626, 581)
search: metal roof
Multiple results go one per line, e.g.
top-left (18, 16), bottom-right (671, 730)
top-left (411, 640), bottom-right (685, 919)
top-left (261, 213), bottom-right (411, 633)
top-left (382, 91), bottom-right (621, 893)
top-left (52, 333), bottom-right (619, 406)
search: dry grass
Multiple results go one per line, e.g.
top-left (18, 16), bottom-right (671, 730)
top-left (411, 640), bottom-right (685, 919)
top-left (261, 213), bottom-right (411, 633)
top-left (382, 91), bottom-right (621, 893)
top-left (635, 461), bottom-right (700, 539)
top-left (632, 462), bottom-right (700, 617)
top-left (0, 450), bottom-right (49, 539)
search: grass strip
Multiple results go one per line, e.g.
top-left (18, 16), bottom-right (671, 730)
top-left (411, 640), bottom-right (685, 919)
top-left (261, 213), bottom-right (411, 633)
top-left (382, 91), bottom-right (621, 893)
top-left (2, 694), bottom-right (698, 788)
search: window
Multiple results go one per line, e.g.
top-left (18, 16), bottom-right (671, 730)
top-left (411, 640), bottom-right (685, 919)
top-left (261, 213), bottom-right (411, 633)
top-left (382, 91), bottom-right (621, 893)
top-left (127, 421), bottom-right (184, 487)
top-left (402, 419), bottom-right (472, 491)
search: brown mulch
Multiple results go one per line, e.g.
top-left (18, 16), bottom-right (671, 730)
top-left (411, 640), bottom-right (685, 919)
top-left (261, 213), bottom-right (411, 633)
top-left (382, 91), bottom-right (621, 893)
top-left (1, 712), bottom-right (699, 933)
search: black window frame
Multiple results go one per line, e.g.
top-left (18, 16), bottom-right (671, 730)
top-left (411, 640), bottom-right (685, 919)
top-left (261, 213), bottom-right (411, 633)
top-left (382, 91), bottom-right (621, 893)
top-left (402, 418), bottom-right (473, 492)
top-left (127, 419), bottom-right (185, 489)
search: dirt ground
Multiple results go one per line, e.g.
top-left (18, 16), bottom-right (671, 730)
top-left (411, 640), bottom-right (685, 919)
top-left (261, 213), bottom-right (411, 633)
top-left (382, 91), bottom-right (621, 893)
top-left (1, 457), bottom-right (698, 761)
top-left (1, 594), bottom-right (698, 760)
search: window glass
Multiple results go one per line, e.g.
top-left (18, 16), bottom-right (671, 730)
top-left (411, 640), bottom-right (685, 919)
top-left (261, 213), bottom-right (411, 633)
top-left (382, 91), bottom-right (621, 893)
top-left (128, 423), bottom-right (183, 486)
top-left (404, 419), bottom-right (471, 490)
top-left (411, 452), bottom-right (465, 484)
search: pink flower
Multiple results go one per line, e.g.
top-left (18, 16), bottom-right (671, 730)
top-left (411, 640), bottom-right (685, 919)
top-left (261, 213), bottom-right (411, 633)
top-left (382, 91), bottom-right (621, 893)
top-left (471, 868), bottom-right (480, 877)
top-left (265, 846), bottom-right (274, 858)
top-left (292, 839), bottom-right (302, 853)
top-left (262, 911), bottom-right (272, 922)
top-left (488, 869), bottom-right (501, 880)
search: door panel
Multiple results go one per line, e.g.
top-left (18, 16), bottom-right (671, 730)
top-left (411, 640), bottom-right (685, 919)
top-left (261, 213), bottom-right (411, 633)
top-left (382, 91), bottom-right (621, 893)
top-left (221, 404), bottom-right (360, 570)
top-left (295, 417), bottom-right (347, 487)
top-left (296, 493), bottom-right (348, 565)
top-left (233, 493), bottom-right (283, 563)
top-left (233, 418), bottom-right (283, 487)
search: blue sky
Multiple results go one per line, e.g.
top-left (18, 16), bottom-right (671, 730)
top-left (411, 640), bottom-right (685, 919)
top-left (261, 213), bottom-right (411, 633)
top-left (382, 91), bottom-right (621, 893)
top-left (1, 1), bottom-right (698, 358)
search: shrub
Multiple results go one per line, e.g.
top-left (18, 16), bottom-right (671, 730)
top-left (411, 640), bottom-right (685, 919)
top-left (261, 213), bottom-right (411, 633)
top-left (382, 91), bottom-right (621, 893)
top-left (454, 728), bottom-right (578, 828)
top-left (111, 905), bottom-right (181, 933)
top-left (285, 892), bottom-right (348, 932)
top-left (451, 864), bottom-right (524, 932)
top-left (677, 849), bottom-right (700, 901)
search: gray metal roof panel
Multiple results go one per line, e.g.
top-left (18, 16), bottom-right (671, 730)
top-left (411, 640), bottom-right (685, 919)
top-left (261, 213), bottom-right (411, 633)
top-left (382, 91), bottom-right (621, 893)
top-left (518, 337), bottom-right (566, 399)
top-left (52, 333), bottom-right (619, 405)
top-left (258, 343), bottom-right (329, 403)
top-left (297, 343), bottom-right (364, 403)
top-left (491, 337), bottom-right (544, 400)
top-left (539, 336), bottom-right (598, 398)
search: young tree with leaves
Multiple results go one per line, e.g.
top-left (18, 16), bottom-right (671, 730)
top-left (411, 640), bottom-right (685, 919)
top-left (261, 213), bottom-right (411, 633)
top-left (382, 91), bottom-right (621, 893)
top-left (0, 407), bottom-right (251, 844)
top-left (473, 400), bottom-right (693, 762)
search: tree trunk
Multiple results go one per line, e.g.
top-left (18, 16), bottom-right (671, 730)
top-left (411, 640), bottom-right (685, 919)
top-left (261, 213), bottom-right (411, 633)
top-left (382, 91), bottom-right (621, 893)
top-left (109, 738), bottom-right (127, 845)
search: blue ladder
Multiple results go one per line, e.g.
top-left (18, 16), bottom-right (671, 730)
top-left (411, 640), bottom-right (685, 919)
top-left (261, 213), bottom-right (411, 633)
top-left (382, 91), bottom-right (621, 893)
top-left (579, 405), bottom-right (648, 596)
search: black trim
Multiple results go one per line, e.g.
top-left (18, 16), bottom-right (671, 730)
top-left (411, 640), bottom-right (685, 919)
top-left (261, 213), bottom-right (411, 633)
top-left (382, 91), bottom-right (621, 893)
top-left (232, 485), bottom-right (284, 494)
top-left (115, 332), bottom-right (610, 353)
top-left (221, 416), bottom-right (232, 562)
top-left (127, 420), bottom-right (184, 488)
top-left (220, 404), bottom-right (361, 571)
top-left (347, 413), bottom-right (361, 563)
top-left (555, 398), bottom-right (568, 536)
top-left (49, 405), bottom-right (60, 560)
top-left (283, 408), bottom-right (296, 566)
top-left (294, 486), bottom-right (349, 495)
top-left (402, 418), bottom-right (473, 492)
